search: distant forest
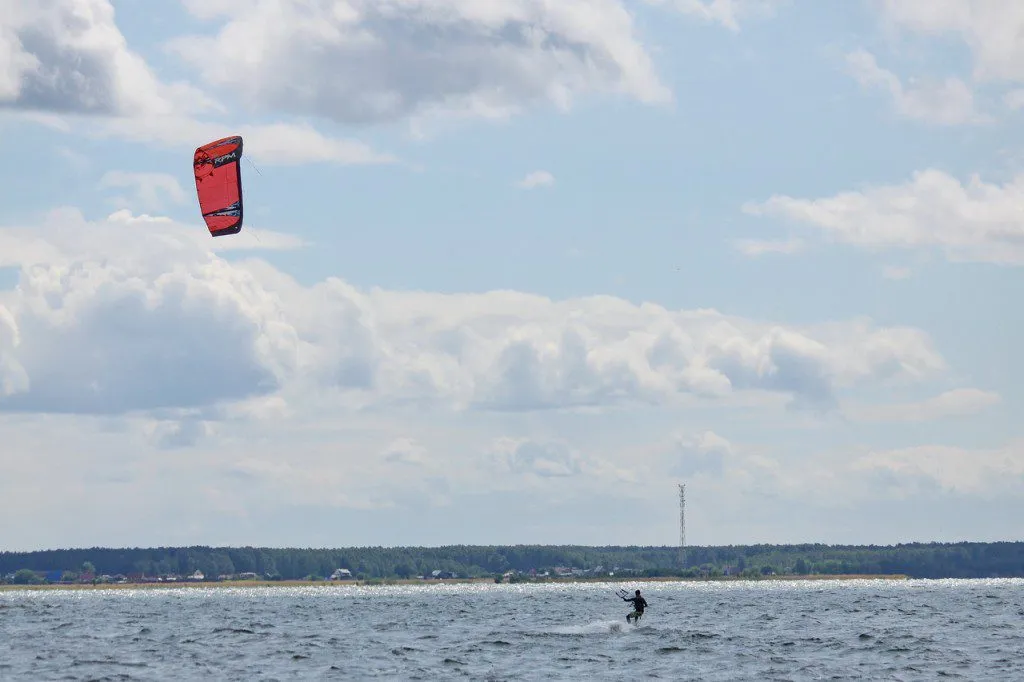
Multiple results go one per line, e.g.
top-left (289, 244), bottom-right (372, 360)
top-left (2, 542), bottom-right (1023, 584)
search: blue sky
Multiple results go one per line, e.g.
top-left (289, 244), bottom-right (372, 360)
top-left (0, 0), bottom-right (1022, 552)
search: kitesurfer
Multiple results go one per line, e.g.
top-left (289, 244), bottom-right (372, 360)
top-left (622, 589), bottom-right (648, 623)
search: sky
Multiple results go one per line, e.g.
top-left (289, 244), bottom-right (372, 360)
top-left (0, 0), bottom-right (1022, 552)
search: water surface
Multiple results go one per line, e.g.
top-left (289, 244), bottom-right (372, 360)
top-left (2, 578), bottom-right (1022, 680)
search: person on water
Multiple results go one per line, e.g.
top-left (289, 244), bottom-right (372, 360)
top-left (622, 589), bottom-right (648, 623)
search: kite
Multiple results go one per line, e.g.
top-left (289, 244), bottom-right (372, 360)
top-left (193, 135), bottom-right (244, 237)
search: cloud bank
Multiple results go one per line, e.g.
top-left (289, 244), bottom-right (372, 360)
top-left (172, 0), bottom-right (672, 125)
top-left (0, 208), bottom-right (949, 420)
top-left (744, 169), bottom-right (1024, 264)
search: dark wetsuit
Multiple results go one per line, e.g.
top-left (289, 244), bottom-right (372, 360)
top-left (624, 594), bottom-right (647, 622)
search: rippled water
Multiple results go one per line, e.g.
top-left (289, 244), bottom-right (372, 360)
top-left (1, 578), bottom-right (1022, 680)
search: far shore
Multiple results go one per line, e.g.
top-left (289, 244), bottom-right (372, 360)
top-left (0, 574), bottom-right (910, 591)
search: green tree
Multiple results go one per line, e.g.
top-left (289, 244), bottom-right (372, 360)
top-left (12, 569), bottom-right (41, 585)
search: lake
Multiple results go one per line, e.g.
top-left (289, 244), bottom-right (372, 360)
top-left (2, 578), bottom-right (1022, 680)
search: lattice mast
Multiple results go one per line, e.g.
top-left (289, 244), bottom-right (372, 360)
top-left (678, 483), bottom-right (686, 568)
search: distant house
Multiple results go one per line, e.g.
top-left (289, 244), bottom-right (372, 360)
top-left (330, 568), bottom-right (353, 581)
top-left (430, 570), bottom-right (456, 579)
top-left (188, 570), bottom-right (205, 581)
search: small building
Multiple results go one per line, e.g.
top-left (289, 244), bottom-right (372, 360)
top-left (330, 568), bottom-right (353, 581)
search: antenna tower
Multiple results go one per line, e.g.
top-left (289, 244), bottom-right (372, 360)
top-left (678, 483), bottom-right (686, 568)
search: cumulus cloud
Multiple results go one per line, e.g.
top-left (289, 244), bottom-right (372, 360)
top-left (682, 436), bottom-right (1024, 517)
top-left (383, 437), bottom-right (427, 465)
top-left (0, 207), bottom-right (951, 421)
top-left (653, 430), bottom-right (785, 508)
top-left (881, 265), bottom-right (912, 280)
top-left (517, 170), bottom-right (555, 189)
top-left (99, 171), bottom-right (187, 211)
top-left (88, 117), bottom-right (398, 166)
top-left (0, 0), bottom-right (397, 166)
top-left (845, 48), bottom-right (985, 126)
top-left (732, 237), bottom-right (804, 257)
top-left (0, 207), bottom-right (305, 267)
top-left (171, 0), bottom-right (671, 126)
top-left (0, 0), bottom-right (213, 116)
top-left (866, 1), bottom-right (1024, 125)
top-left (148, 416), bottom-right (212, 449)
top-left (743, 169), bottom-right (1024, 264)
top-left (850, 441), bottom-right (1024, 496)
top-left (641, 0), bottom-right (786, 31)
top-left (844, 388), bottom-right (1001, 423)
top-left (671, 430), bottom-right (731, 477)
top-left (224, 453), bottom-right (396, 511)
top-left (489, 437), bottom-right (584, 477)
top-left (875, 0), bottom-right (1024, 84)
top-left (4, 405), bottom-right (1019, 548)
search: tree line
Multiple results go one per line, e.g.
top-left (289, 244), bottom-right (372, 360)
top-left (1, 541), bottom-right (1022, 583)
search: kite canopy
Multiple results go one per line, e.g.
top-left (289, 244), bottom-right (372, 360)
top-left (193, 135), bottom-right (243, 237)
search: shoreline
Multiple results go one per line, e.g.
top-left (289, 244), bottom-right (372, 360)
top-left (0, 574), bottom-right (910, 591)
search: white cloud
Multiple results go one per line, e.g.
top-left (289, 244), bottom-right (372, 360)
top-left (854, 3), bottom-right (1024, 127)
top-left (171, 0), bottom-right (671, 127)
top-left (4, 406), bottom-right (1020, 549)
top-left (881, 265), bottom-right (912, 280)
top-left (1005, 89), bottom-right (1024, 111)
top-left (845, 48), bottom-right (985, 126)
top-left (383, 436), bottom-right (427, 465)
top-left (147, 416), bottom-right (213, 449)
top-left (224, 447), bottom-right (399, 512)
top-left (844, 388), bottom-right (1001, 423)
top-left (85, 116), bottom-right (399, 167)
top-left (517, 170), bottom-right (555, 189)
top-left (99, 171), bottom-right (187, 211)
top-left (0, 0), bottom-right (214, 116)
top-left (732, 237), bottom-right (804, 257)
top-left (56, 145), bottom-right (90, 171)
top-left (0, 207), bottom-right (949, 419)
top-left (7, 111), bottom-right (72, 131)
top-left (0, 207), bottom-right (305, 267)
top-left (671, 435), bottom-right (1024, 521)
top-left (670, 429), bottom-right (732, 477)
top-left (10, 112), bottom-right (397, 167)
top-left (489, 437), bottom-right (584, 477)
top-left (642, 0), bottom-right (786, 31)
top-left (0, 1), bottom-right (397, 167)
top-left (744, 168), bottom-right (1024, 264)
top-left (850, 441), bottom-right (1024, 496)
top-left (875, 0), bottom-right (1024, 84)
